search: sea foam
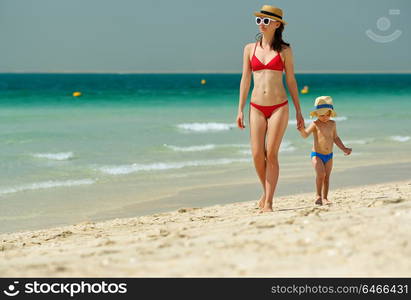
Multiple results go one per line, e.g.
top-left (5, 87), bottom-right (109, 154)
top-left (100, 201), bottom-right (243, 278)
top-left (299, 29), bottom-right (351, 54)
top-left (32, 152), bottom-right (74, 161)
top-left (0, 179), bottom-right (95, 196)
top-left (288, 116), bottom-right (348, 125)
top-left (344, 138), bottom-right (374, 145)
top-left (177, 122), bottom-right (236, 132)
top-left (390, 136), bottom-right (410, 142)
top-left (163, 143), bottom-right (250, 152)
top-left (238, 140), bottom-right (296, 155)
top-left (97, 158), bottom-right (251, 175)
top-left (163, 144), bottom-right (216, 152)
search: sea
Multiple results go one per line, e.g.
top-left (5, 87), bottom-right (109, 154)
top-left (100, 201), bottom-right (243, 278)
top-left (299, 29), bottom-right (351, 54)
top-left (1, 73), bottom-right (410, 233)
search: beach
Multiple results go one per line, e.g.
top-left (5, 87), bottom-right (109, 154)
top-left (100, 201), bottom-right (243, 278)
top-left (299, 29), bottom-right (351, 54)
top-left (1, 180), bottom-right (410, 277)
top-left (1, 73), bottom-right (410, 277)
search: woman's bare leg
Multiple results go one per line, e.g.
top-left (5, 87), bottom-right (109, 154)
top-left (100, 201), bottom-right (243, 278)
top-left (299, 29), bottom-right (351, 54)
top-left (249, 105), bottom-right (268, 208)
top-left (311, 157), bottom-right (326, 205)
top-left (262, 104), bottom-right (289, 212)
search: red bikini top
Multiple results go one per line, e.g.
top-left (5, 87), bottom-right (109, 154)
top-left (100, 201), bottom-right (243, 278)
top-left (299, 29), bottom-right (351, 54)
top-left (250, 42), bottom-right (284, 72)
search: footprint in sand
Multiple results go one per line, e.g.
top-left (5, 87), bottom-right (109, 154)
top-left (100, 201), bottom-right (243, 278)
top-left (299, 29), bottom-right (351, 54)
top-left (96, 239), bottom-right (116, 247)
top-left (177, 207), bottom-right (200, 213)
top-left (367, 197), bottom-right (405, 207)
top-left (98, 249), bottom-right (120, 255)
top-left (189, 215), bottom-right (218, 221)
top-left (255, 223), bottom-right (276, 229)
top-left (44, 230), bottom-right (73, 241)
top-left (299, 207), bottom-right (326, 217)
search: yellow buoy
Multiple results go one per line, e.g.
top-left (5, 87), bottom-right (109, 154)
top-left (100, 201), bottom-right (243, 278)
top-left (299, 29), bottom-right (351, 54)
top-left (301, 85), bottom-right (309, 94)
top-left (72, 91), bottom-right (82, 97)
top-left (201, 79), bottom-right (206, 85)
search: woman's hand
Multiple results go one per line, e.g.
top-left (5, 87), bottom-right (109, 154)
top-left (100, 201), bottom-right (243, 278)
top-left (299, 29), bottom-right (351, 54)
top-left (296, 111), bottom-right (305, 130)
top-left (236, 111), bottom-right (245, 129)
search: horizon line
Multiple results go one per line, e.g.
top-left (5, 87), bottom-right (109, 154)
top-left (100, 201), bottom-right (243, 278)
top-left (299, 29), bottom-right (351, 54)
top-left (1, 70), bottom-right (411, 74)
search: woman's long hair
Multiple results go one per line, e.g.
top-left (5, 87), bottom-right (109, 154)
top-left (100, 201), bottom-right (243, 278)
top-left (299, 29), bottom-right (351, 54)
top-left (255, 23), bottom-right (290, 52)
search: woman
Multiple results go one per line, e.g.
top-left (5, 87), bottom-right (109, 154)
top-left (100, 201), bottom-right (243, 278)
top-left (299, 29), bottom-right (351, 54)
top-left (236, 5), bottom-right (304, 212)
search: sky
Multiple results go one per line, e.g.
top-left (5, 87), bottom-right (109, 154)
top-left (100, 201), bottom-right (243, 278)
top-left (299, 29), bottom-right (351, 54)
top-left (0, 0), bottom-right (409, 73)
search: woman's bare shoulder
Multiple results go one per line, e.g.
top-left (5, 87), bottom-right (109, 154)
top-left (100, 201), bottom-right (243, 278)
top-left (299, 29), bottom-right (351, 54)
top-left (243, 43), bottom-right (256, 59)
top-left (244, 42), bottom-right (255, 50)
top-left (281, 45), bottom-right (292, 54)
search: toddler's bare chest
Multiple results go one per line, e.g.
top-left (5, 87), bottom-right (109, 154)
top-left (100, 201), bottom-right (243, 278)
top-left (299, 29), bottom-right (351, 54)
top-left (316, 126), bottom-right (334, 140)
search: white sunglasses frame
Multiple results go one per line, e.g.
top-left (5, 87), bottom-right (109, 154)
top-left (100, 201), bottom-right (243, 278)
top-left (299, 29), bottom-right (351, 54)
top-left (255, 17), bottom-right (279, 26)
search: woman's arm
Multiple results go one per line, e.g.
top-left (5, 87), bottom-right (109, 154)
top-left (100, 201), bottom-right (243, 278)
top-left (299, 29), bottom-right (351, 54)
top-left (238, 43), bottom-right (252, 114)
top-left (283, 46), bottom-right (304, 129)
top-left (299, 122), bottom-right (316, 138)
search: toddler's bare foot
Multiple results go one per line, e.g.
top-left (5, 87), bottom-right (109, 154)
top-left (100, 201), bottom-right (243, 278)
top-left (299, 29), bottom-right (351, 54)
top-left (315, 196), bottom-right (323, 205)
top-left (323, 198), bottom-right (332, 205)
top-left (258, 194), bottom-right (266, 209)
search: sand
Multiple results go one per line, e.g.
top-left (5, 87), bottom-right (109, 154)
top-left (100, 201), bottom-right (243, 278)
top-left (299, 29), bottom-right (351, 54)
top-left (1, 180), bottom-right (410, 277)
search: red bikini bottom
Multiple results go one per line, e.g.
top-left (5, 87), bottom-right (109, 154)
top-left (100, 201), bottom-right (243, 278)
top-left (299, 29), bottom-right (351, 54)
top-left (250, 100), bottom-right (288, 118)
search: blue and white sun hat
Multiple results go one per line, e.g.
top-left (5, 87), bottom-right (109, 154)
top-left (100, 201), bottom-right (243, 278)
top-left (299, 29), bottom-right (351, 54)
top-left (310, 96), bottom-right (337, 118)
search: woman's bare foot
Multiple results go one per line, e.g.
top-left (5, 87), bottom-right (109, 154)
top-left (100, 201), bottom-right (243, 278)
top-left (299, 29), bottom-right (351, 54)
top-left (258, 194), bottom-right (266, 209)
top-left (315, 196), bottom-right (323, 205)
top-left (259, 201), bottom-right (273, 213)
top-left (323, 198), bottom-right (332, 205)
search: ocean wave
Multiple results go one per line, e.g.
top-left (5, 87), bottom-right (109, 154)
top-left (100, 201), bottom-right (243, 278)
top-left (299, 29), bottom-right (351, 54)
top-left (163, 143), bottom-right (250, 152)
top-left (281, 146), bottom-right (297, 152)
top-left (32, 152), bottom-right (74, 161)
top-left (239, 140), bottom-right (296, 155)
top-left (224, 144), bottom-right (250, 148)
top-left (344, 138), bottom-right (374, 145)
top-left (333, 116), bottom-right (348, 121)
top-left (163, 144), bottom-right (216, 152)
top-left (97, 158), bottom-right (251, 175)
top-left (4, 139), bottom-right (33, 145)
top-left (288, 116), bottom-right (348, 125)
top-left (390, 136), bottom-right (410, 142)
top-left (239, 149), bottom-right (252, 155)
top-left (177, 122), bottom-right (236, 132)
top-left (279, 140), bottom-right (296, 153)
top-left (0, 179), bottom-right (95, 197)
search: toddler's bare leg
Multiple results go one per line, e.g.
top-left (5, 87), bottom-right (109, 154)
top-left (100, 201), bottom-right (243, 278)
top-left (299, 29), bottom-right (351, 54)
top-left (322, 159), bottom-right (333, 204)
top-left (312, 156), bottom-right (325, 205)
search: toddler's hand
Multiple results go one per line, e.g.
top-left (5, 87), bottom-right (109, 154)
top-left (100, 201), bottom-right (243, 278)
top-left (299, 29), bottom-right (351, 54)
top-left (344, 147), bottom-right (352, 155)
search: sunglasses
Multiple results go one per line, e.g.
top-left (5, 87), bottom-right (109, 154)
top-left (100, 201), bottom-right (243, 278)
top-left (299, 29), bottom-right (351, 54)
top-left (255, 17), bottom-right (279, 25)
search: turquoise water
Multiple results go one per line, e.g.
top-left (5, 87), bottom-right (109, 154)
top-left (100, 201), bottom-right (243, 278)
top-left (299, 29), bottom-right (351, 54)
top-left (1, 73), bottom-right (410, 232)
